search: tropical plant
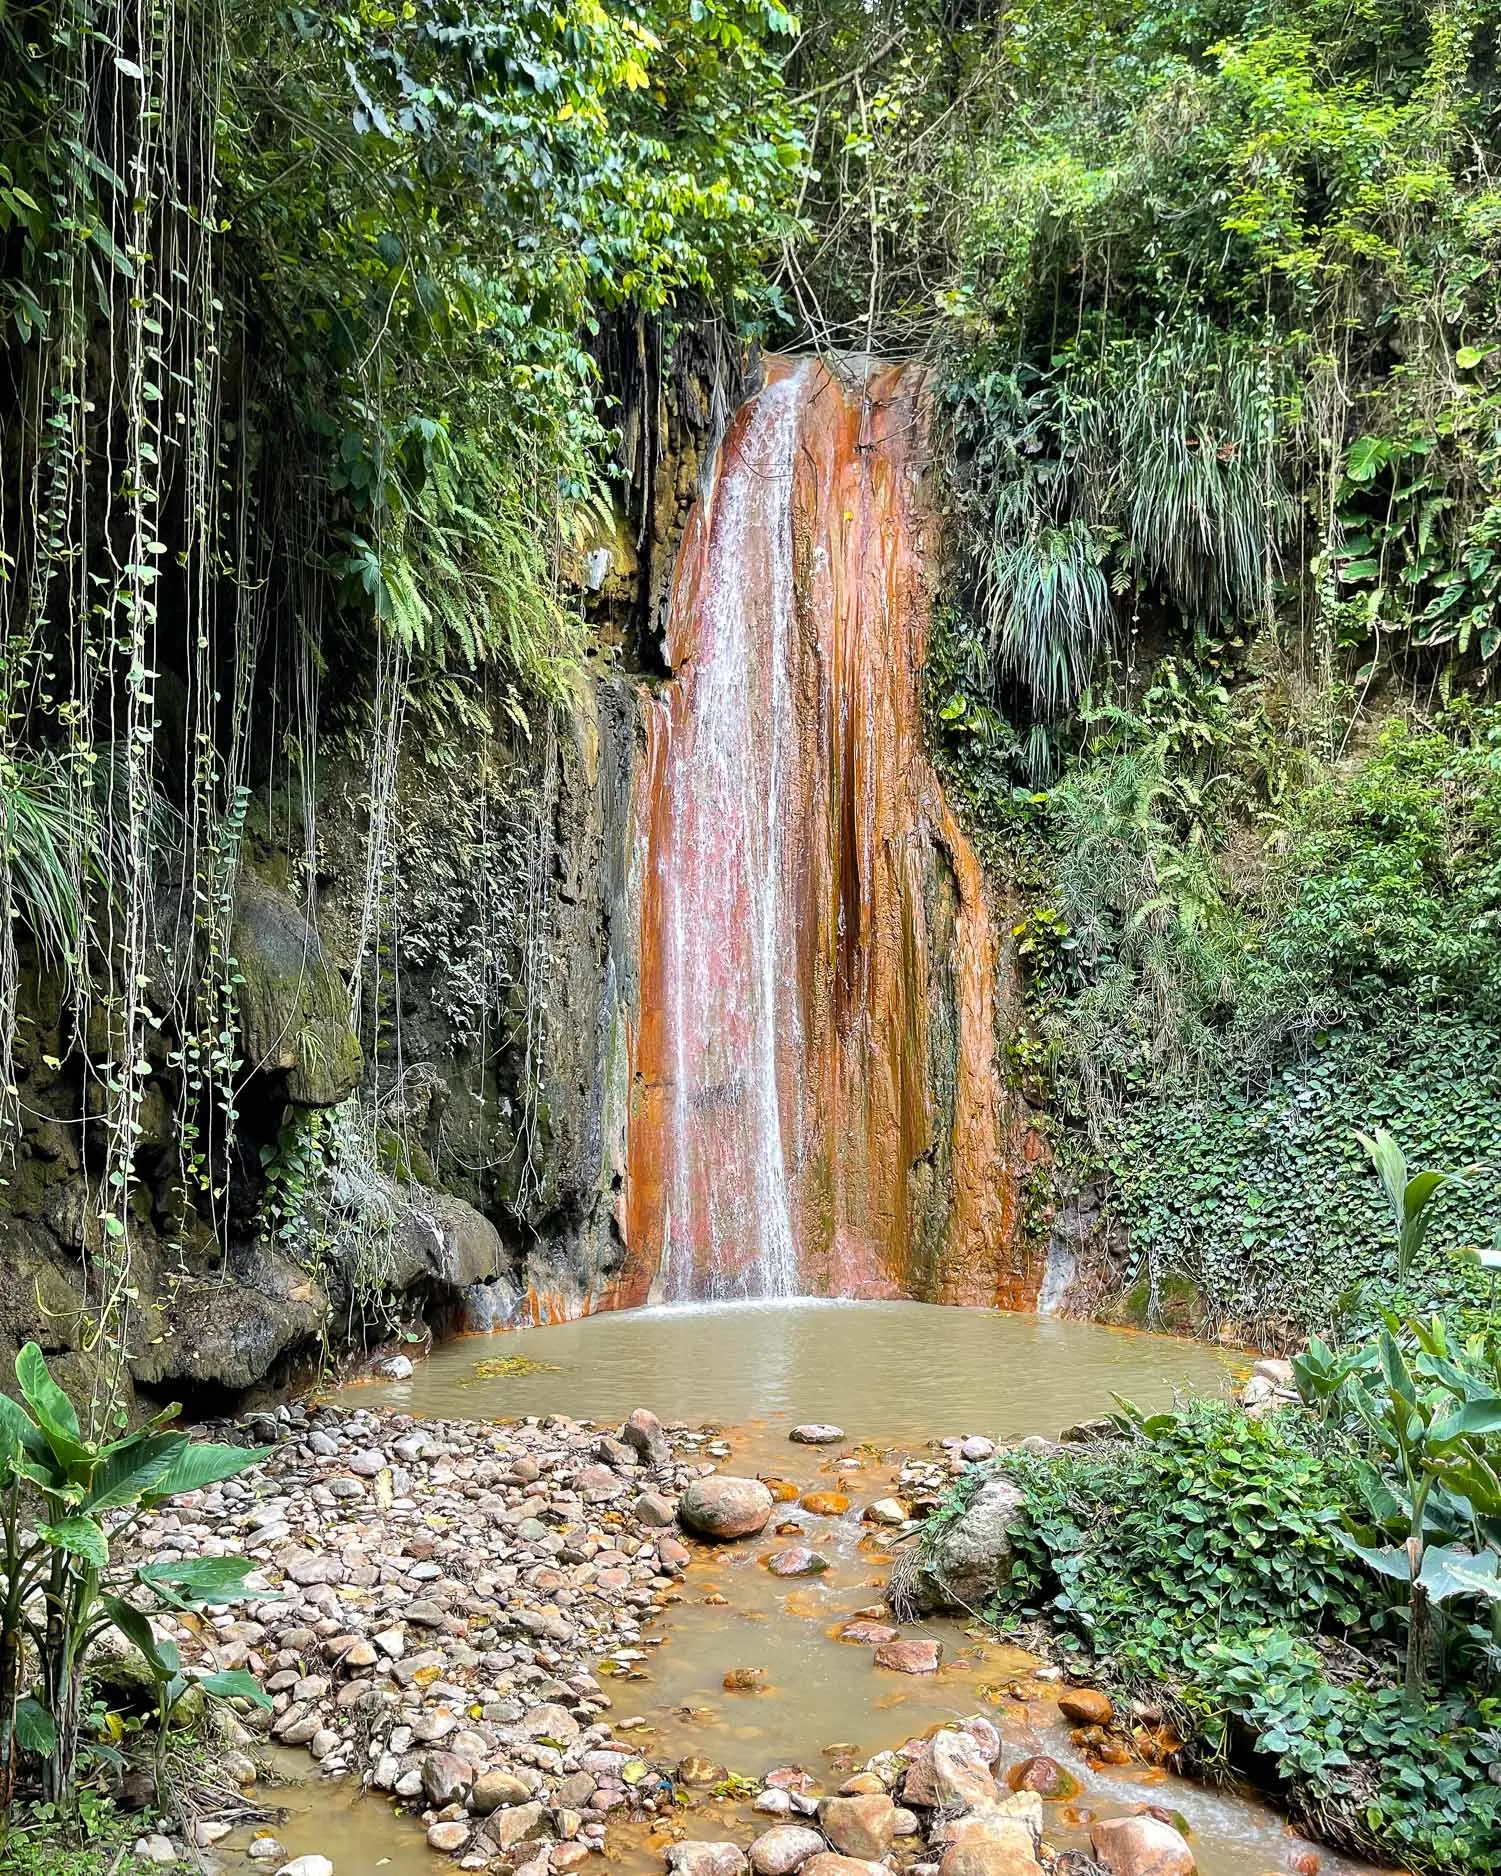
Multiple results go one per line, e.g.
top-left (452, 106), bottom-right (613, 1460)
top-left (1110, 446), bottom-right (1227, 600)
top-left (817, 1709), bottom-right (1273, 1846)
top-left (1357, 1127), bottom-right (1473, 1282)
top-left (0, 754), bottom-right (90, 977)
top-left (1294, 1316), bottom-right (1501, 1697)
top-left (0, 1345), bottom-right (270, 1813)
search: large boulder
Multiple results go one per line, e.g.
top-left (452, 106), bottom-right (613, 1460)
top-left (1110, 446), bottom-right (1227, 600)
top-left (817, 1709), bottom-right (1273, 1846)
top-left (231, 872), bottom-right (361, 1107)
top-left (136, 1242), bottom-right (328, 1393)
top-left (680, 1476), bottom-right (774, 1540)
top-left (386, 1189), bottom-right (505, 1292)
top-left (1090, 1815), bottom-right (1196, 1876)
top-left (908, 1476), bottom-right (1027, 1611)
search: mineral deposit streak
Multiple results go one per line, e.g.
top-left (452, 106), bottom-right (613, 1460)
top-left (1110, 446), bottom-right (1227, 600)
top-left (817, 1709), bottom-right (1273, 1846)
top-left (621, 356), bottom-right (1029, 1306)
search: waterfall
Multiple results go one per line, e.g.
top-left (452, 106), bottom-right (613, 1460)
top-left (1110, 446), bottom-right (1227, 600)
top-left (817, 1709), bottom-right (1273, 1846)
top-left (619, 356), bottom-right (1031, 1308)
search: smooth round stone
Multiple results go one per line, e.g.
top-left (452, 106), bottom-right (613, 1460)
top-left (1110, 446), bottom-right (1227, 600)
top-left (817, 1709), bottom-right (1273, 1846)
top-left (1058, 1687), bottom-right (1114, 1726)
top-left (680, 1476), bottom-right (774, 1540)
top-left (789, 1425), bottom-right (845, 1445)
top-left (749, 1826), bottom-right (826, 1876)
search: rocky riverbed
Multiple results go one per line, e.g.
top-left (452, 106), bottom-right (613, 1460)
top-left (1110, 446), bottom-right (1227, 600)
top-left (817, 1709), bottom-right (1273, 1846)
top-left (122, 1398), bottom-right (1210, 1876)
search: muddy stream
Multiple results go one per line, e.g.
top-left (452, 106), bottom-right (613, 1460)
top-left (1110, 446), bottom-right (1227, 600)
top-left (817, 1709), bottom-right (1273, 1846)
top-left (241, 1302), bottom-right (1379, 1876)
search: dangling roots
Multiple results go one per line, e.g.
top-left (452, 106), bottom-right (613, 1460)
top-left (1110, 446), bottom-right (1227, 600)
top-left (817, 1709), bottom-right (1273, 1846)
top-left (886, 1540), bottom-right (924, 1622)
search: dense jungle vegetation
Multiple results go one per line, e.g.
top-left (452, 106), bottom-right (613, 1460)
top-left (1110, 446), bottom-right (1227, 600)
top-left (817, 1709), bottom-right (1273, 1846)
top-left (2, 0), bottom-right (1501, 1865)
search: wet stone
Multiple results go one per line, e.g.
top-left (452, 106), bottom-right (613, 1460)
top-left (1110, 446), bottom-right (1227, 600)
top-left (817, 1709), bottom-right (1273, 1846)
top-left (874, 1637), bottom-right (941, 1674)
top-left (766, 1547), bottom-right (830, 1577)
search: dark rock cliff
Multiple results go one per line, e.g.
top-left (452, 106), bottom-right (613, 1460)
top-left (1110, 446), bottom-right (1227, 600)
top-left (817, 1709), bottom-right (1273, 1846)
top-left (0, 323), bottom-right (742, 1407)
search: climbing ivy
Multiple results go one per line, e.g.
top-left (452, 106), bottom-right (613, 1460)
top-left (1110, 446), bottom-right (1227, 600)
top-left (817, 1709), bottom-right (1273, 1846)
top-left (1102, 1013), bottom-right (1501, 1344)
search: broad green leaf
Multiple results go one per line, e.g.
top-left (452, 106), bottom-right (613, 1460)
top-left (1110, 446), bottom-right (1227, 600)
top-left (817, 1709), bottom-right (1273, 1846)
top-left (38, 1516), bottom-right (109, 1567)
top-left (136, 1555), bottom-right (263, 1609)
top-left (85, 1432), bottom-right (188, 1513)
top-left (0, 1390), bottom-right (54, 1464)
top-left (198, 1668), bottom-right (273, 1710)
top-left (143, 1439), bottom-right (269, 1502)
top-left (1431, 1398), bottom-right (1501, 1441)
top-left (1417, 1545), bottom-right (1501, 1605)
top-left (1330, 1529), bottom-right (1412, 1581)
top-left (14, 1696), bottom-right (57, 1756)
top-left (103, 1595), bottom-right (174, 1678)
top-left (1344, 436), bottom-right (1392, 484)
top-left (15, 1343), bottom-right (90, 1467)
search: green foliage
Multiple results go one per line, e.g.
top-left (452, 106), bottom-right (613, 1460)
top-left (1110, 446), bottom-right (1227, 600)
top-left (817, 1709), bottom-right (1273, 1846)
top-left (0, 756), bottom-right (88, 978)
top-left (973, 697), bottom-right (1501, 1339)
top-left (221, 0), bottom-right (805, 690)
top-left (1257, 712), bottom-right (1501, 1017)
top-left (1103, 1013), bottom-right (1500, 1340)
top-left (1357, 1128), bottom-right (1475, 1283)
top-left (0, 1344), bottom-right (266, 1813)
top-left (955, 1396), bottom-right (1501, 1871)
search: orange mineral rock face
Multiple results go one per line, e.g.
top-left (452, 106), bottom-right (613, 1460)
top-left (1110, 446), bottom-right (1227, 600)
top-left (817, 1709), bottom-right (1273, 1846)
top-left (616, 354), bottom-right (1034, 1310)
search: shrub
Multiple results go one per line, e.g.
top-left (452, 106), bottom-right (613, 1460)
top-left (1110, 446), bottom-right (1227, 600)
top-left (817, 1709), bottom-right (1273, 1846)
top-left (950, 1398), bottom-right (1501, 1872)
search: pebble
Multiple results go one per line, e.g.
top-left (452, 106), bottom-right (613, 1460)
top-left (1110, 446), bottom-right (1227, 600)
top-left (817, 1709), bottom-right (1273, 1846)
top-left (120, 1402), bottom-right (720, 1876)
top-left (788, 1425), bottom-right (845, 1445)
top-left (247, 1839), bottom-right (285, 1861)
top-left (275, 1860), bottom-right (334, 1876)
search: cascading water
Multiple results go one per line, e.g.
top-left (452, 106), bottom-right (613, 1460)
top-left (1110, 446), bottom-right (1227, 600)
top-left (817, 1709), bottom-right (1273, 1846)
top-left (618, 355), bottom-right (1033, 1308)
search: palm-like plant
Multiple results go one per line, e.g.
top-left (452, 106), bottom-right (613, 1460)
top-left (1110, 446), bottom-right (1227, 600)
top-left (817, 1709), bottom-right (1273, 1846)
top-left (0, 1344), bottom-right (270, 1813)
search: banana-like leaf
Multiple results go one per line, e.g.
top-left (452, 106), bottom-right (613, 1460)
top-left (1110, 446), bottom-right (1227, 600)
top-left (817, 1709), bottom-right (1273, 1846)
top-left (14, 1695), bottom-right (57, 1755)
top-left (136, 1555), bottom-right (263, 1609)
top-left (142, 1439), bottom-right (270, 1503)
top-left (38, 1516), bottom-right (109, 1567)
top-left (198, 1668), bottom-right (273, 1710)
top-left (85, 1432), bottom-right (188, 1513)
top-left (15, 1335), bottom-right (85, 1463)
top-left (0, 1390), bottom-right (53, 1464)
top-left (1330, 1528), bottom-right (1413, 1581)
top-left (1431, 1397), bottom-right (1501, 1442)
top-left (1417, 1545), bottom-right (1501, 1605)
top-left (103, 1594), bottom-right (174, 1680)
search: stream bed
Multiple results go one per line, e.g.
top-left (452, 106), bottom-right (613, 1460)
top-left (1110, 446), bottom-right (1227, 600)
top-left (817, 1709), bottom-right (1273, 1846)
top-left (244, 1302), bottom-right (1379, 1876)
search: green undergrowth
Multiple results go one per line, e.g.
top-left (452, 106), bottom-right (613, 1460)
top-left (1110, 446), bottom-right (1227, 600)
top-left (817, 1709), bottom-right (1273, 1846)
top-left (0, 1797), bottom-right (142, 1876)
top-left (1102, 1012), bottom-right (1501, 1345)
top-left (943, 1400), bottom-right (1501, 1873)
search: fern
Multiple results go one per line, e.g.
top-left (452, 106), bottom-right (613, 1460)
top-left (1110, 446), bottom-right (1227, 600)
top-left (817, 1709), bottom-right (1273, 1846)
top-left (0, 752), bottom-right (86, 974)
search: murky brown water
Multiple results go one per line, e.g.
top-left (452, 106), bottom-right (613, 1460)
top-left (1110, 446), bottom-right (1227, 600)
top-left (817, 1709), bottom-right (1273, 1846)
top-left (236, 1303), bottom-right (1379, 1876)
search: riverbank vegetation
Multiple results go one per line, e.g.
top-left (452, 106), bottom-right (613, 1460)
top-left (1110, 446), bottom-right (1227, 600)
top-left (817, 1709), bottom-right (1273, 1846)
top-left (940, 1360), bottom-right (1501, 1873)
top-left (902, 0), bottom-right (1501, 1340)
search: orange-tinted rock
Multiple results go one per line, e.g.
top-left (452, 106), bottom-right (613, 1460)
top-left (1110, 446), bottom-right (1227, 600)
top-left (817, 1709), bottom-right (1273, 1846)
top-left (723, 1667), bottom-right (769, 1692)
top-left (1006, 1757), bottom-right (1080, 1800)
top-left (1059, 1687), bottom-right (1115, 1727)
top-left (767, 1547), bottom-right (831, 1577)
top-left (837, 1619), bottom-right (898, 1646)
top-left (819, 1795), bottom-right (899, 1859)
top-left (1090, 1815), bottom-right (1196, 1876)
top-left (801, 1492), bottom-right (851, 1516)
top-left (874, 1638), bottom-right (942, 1675)
top-left (617, 356), bottom-right (1036, 1309)
top-left (760, 1477), bottom-right (802, 1503)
